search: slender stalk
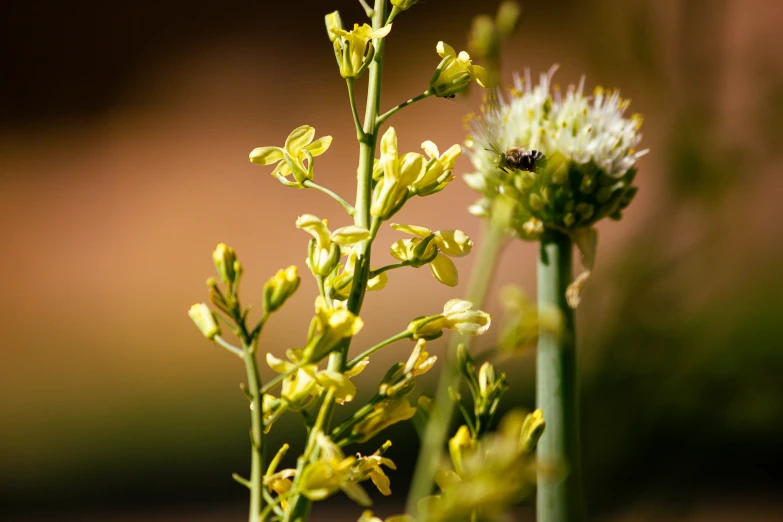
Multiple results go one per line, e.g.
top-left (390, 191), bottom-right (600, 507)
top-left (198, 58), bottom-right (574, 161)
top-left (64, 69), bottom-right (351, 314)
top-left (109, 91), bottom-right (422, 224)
top-left (369, 261), bottom-right (409, 278)
top-left (215, 336), bottom-right (244, 359)
top-left (241, 333), bottom-right (266, 522)
top-left (303, 180), bottom-right (355, 216)
top-left (285, 2), bottom-right (387, 519)
top-left (406, 224), bottom-right (505, 514)
top-left (346, 330), bottom-right (412, 369)
top-left (376, 90), bottom-right (432, 127)
top-left (536, 230), bottom-right (583, 522)
top-left (346, 78), bottom-right (365, 141)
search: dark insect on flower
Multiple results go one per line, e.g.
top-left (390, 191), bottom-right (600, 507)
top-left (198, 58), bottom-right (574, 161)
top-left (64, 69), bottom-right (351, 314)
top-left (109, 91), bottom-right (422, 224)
top-left (444, 94), bottom-right (456, 100)
top-left (485, 143), bottom-right (548, 173)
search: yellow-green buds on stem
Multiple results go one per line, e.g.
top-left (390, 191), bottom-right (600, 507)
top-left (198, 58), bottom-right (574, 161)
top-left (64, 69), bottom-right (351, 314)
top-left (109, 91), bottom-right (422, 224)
top-left (329, 22), bottom-right (392, 79)
top-left (263, 265), bottom-right (300, 313)
top-left (303, 296), bottom-right (364, 363)
top-left (188, 303), bottom-right (221, 340)
top-left (429, 42), bottom-right (487, 98)
top-left (371, 127), bottom-right (424, 220)
top-left (408, 299), bottom-right (491, 340)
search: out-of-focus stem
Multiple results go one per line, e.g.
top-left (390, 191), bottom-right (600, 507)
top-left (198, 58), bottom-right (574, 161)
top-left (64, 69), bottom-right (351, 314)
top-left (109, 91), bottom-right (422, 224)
top-left (406, 224), bottom-right (505, 515)
top-left (536, 230), bottom-right (583, 522)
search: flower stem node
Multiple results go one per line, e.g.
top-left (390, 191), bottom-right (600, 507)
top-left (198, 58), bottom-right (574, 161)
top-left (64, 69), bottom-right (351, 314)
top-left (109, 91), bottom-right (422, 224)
top-left (188, 303), bottom-right (221, 340)
top-left (330, 23), bottom-right (392, 79)
top-left (429, 42), bottom-right (487, 98)
top-left (263, 265), bottom-right (301, 313)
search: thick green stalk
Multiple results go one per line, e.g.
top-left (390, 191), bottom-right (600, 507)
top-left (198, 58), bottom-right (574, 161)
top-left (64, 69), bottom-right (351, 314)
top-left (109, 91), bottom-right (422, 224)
top-left (285, 1), bottom-right (386, 519)
top-left (536, 231), bottom-right (583, 522)
top-left (242, 337), bottom-right (265, 522)
top-left (406, 224), bottom-right (505, 514)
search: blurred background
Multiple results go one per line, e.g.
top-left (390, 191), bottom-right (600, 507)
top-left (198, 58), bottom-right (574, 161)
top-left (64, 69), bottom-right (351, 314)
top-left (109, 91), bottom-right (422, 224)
top-left (2, 0), bottom-right (782, 520)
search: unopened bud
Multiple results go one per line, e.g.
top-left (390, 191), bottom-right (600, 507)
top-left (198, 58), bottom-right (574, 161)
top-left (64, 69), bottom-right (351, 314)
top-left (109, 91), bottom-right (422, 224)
top-left (212, 243), bottom-right (238, 284)
top-left (188, 303), bottom-right (221, 340)
top-left (263, 265), bottom-right (301, 313)
top-left (324, 11), bottom-right (343, 42)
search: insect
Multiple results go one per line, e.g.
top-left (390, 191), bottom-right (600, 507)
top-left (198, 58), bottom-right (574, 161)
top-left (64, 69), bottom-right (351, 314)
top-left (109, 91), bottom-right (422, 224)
top-left (486, 143), bottom-right (548, 173)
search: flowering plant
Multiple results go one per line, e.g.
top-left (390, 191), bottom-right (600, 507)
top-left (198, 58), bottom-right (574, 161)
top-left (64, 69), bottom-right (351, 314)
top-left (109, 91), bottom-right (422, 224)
top-left (185, 2), bottom-right (534, 521)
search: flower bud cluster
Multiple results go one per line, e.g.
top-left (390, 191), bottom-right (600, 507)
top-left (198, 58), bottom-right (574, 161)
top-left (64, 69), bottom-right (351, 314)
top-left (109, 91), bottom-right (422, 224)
top-left (465, 67), bottom-right (647, 239)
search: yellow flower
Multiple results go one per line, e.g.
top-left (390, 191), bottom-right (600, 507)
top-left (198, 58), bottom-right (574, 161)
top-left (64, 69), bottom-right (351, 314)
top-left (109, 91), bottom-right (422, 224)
top-left (296, 214), bottom-right (370, 276)
top-left (188, 303), bottom-right (221, 340)
top-left (264, 468), bottom-right (296, 510)
top-left (408, 299), bottom-right (491, 339)
top-left (330, 23), bottom-right (392, 78)
top-left (391, 0), bottom-right (418, 10)
top-left (316, 369), bottom-right (357, 405)
top-left (403, 339), bottom-right (437, 377)
top-left (353, 442), bottom-right (397, 496)
top-left (429, 42), bottom-right (487, 98)
top-left (279, 364), bottom-right (319, 410)
top-left (371, 127), bottom-right (425, 220)
top-left (412, 141), bottom-right (462, 196)
top-left (304, 296), bottom-right (364, 362)
top-left (300, 432), bottom-right (372, 506)
top-left (390, 224), bottom-right (472, 287)
top-left (249, 125), bottom-right (333, 186)
top-left (352, 397), bottom-right (417, 442)
top-left (263, 265), bottom-right (300, 313)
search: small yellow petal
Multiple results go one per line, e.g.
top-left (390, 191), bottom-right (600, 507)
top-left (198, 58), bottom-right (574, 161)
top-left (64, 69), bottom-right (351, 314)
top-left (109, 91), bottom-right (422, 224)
top-left (430, 254), bottom-right (458, 287)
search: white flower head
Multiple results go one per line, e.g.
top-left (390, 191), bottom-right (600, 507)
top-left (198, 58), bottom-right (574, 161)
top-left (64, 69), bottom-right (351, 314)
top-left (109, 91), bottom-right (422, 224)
top-left (465, 65), bottom-right (647, 237)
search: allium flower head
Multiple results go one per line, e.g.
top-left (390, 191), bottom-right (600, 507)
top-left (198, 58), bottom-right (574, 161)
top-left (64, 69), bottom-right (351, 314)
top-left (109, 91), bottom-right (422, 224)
top-left (464, 66), bottom-right (648, 239)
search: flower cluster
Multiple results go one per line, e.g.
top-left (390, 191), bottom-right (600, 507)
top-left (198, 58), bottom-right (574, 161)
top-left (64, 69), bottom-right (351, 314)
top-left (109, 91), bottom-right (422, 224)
top-left (464, 67), bottom-right (648, 239)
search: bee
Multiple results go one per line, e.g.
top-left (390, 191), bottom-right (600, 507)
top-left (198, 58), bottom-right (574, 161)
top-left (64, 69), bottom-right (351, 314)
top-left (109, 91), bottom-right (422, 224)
top-left (486, 144), bottom-right (548, 173)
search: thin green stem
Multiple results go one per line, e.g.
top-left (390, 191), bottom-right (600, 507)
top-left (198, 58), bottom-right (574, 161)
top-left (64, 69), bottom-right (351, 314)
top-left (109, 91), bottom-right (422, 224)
top-left (303, 180), bottom-right (355, 216)
top-left (346, 78), bottom-right (365, 141)
top-left (215, 336), bottom-right (244, 359)
top-left (536, 230), bottom-right (584, 522)
top-left (376, 90), bottom-right (432, 127)
top-left (241, 332), bottom-right (266, 522)
top-left (406, 223), bottom-right (506, 516)
top-left (285, 2), bottom-right (387, 519)
top-left (346, 331), bottom-right (412, 369)
top-left (369, 261), bottom-right (410, 278)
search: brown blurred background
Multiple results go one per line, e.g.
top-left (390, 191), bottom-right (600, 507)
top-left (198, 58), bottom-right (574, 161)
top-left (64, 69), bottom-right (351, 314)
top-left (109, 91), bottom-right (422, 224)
top-left (2, 0), bottom-right (783, 520)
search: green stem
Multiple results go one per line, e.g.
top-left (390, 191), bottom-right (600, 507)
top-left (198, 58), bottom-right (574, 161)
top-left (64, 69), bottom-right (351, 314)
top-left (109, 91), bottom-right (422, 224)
top-left (536, 230), bottom-right (583, 522)
top-left (241, 333), bottom-right (266, 522)
top-left (215, 336), bottom-right (244, 359)
top-left (346, 78), bottom-right (365, 141)
top-left (302, 180), bottom-right (355, 216)
top-left (285, 2), bottom-right (387, 519)
top-left (369, 261), bottom-right (410, 278)
top-left (406, 223), bottom-right (505, 515)
top-left (346, 331), bottom-right (412, 369)
top-left (376, 90), bottom-right (432, 127)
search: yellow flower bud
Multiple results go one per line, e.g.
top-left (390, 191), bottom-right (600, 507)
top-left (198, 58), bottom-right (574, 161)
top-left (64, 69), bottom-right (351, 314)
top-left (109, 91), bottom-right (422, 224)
top-left (413, 141), bottom-right (461, 196)
top-left (448, 425), bottom-right (473, 475)
top-left (496, 1), bottom-right (522, 38)
top-left (391, 0), bottom-right (418, 10)
top-left (249, 125), bottom-right (332, 187)
top-left (429, 42), bottom-right (487, 98)
top-left (371, 128), bottom-right (424, 219)
top-left (263, 265), bottom-right (300, 313)
top-left (188, 303), bottom-right (221, 340)
top-left (403, 339), bottom-right (437, 377)
top-left (303, 296), bottom-right (364, 362)
top-left (281, 365), bottom-right (319, 409)
top-left (212, 243), bottom-right (237, 284)
top-left (519, 408), bottom-right (546, 453)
